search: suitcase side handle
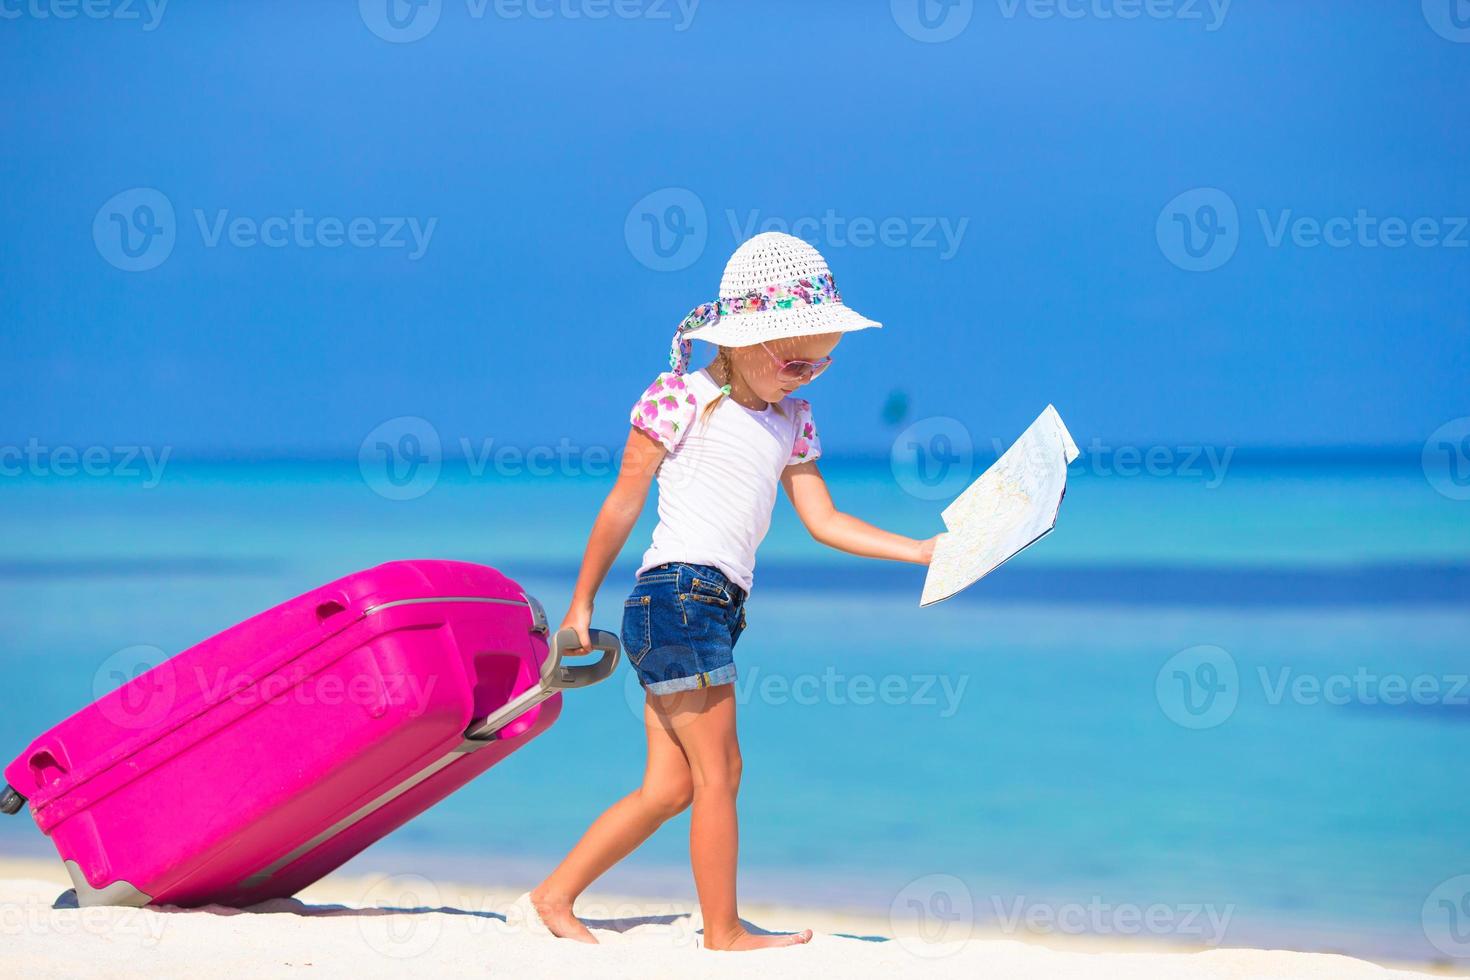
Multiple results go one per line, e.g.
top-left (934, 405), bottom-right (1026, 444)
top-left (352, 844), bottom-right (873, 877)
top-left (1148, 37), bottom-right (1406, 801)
top-left (463, 626), bottom-right (620, 741)
top-left (544, 627), bottom-right (620, 690)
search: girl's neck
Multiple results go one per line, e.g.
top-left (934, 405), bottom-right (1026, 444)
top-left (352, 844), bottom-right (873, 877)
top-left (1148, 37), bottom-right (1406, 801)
top-left (707, 360), bottom-right (770, 412)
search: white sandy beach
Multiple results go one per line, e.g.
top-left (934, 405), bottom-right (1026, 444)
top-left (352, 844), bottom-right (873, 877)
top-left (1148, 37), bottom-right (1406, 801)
top-left (0, 856), bottom-right (1455, 979)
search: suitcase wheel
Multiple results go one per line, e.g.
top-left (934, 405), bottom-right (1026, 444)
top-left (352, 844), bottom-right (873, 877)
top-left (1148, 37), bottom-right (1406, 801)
top-left (0, 785), bottom-right (24, 815)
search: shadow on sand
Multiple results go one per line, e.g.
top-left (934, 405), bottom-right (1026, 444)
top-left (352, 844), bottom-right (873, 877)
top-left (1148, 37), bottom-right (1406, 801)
top-left (53, 887), bottom-right (869, 942)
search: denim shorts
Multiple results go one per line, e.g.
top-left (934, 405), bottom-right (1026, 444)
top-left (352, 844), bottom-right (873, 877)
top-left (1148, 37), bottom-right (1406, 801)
top-left (621, 562), bottom-right (748, 694)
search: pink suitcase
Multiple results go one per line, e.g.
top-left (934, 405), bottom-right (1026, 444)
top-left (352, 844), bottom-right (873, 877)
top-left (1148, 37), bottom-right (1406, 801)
top-left (0, 559), bottom-right (618, 908)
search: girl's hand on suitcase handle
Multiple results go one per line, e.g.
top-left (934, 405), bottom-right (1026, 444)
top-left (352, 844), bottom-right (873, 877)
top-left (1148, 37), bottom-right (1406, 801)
top-left (547, 627), bottom-right (620, 689)
top-left (559, 603), bottom-right (593, 653)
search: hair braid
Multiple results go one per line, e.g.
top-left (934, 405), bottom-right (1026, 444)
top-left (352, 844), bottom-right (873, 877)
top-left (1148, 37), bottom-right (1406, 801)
top-left (697, 346), bottom-right (788, 428)
top-left (699, 347), bottom-right (732, 426)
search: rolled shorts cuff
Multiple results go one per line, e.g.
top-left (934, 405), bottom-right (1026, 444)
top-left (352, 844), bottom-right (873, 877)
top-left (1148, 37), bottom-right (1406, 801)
top-left (643, 663), bottom-right (738, 695)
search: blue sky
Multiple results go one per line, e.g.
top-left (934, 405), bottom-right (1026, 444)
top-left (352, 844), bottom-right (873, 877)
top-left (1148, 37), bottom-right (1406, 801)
top-left (2, 1), bottom-right (1466, 456)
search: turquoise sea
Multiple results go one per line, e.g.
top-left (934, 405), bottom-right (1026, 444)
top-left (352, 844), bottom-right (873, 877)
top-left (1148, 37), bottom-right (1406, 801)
top-left (1, 453), bottom-right (1466, 963)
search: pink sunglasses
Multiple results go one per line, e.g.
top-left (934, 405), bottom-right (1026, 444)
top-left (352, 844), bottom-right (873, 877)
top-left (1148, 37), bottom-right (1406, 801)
top-left (759, 342), bottom-right (833, 384)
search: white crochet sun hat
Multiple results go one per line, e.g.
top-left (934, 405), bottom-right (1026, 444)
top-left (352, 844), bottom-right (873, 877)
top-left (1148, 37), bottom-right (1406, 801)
top-left (667, 232), bottom-right (881, 375)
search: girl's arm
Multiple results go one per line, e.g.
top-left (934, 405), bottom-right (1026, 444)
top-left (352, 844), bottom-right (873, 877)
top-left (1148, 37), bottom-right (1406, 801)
top-left (781, 461), bottom-right (940, 565)
top-left (559, 427), bottom-right (666, 649)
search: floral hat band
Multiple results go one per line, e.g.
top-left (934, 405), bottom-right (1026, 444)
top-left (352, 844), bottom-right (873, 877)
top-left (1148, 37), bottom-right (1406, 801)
top-left (666, 274), bottom-right (843, 376)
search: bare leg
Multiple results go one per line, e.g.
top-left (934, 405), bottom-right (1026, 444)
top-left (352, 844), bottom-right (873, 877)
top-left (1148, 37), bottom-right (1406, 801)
top-left (655, 685), bottom-right (812, 951)
top-left (530, 694), bottom-right (694, 942)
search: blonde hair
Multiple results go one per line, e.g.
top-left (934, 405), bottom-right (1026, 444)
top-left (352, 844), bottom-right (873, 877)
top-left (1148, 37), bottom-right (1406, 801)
top-left (699, 346), bottom-right (786, 427)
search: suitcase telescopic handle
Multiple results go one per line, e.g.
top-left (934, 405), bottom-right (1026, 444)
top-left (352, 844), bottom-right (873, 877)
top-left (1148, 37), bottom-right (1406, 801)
top-left (463, 626), bottom-right (621, 741)
top-left (544, 627), bottom-right (620, 689)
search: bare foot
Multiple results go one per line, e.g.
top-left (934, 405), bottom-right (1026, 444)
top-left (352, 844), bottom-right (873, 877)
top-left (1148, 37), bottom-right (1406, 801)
top-left (528, 888), bottom-right (598, 944)
top-left (703, 926), bottom-right (814, 951)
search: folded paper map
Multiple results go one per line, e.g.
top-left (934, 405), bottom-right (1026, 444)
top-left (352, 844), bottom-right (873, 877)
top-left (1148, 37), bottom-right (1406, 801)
top-left (920, 405), bottom-right (1080, 607)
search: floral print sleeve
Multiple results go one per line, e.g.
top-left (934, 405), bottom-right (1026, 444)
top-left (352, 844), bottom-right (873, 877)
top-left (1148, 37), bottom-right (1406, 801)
top-left (630, 372), bottom-right (698, 453)
top-left (787, 398), bottom-right (822, 465)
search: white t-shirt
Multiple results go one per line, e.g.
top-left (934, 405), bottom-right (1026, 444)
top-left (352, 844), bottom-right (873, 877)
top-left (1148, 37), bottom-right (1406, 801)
top-left (628, 367), bottom-right (822, 594)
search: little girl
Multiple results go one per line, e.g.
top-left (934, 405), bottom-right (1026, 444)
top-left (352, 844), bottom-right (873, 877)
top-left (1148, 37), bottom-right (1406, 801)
top-left (528, 232), bottom-right (939, 951)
